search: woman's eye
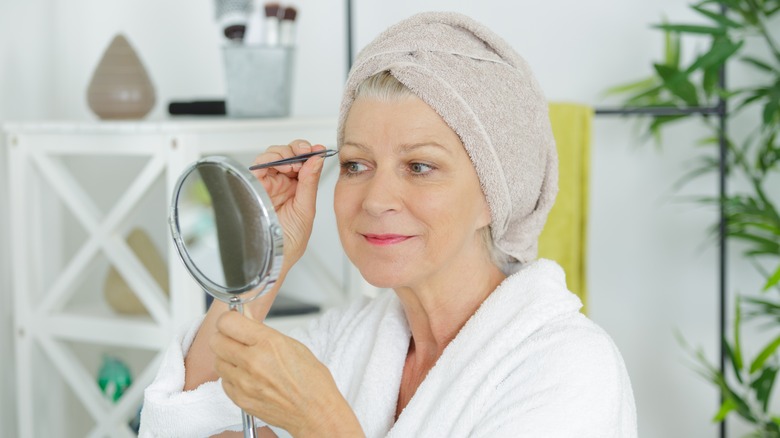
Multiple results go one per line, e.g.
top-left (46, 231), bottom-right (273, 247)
top-left (340, 161), bottom-right (368, 175)
top-left (409, 162), bottom-right (434, 175)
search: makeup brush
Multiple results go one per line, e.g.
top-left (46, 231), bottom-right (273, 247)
top-left (264, 2), bottom-right (281, 46)
top-left (243, 0), bottom-right (266, 45)
top-left (280, 6), bottom-right (298, 47)
top-left (215, 0), bottom-right (251, 42)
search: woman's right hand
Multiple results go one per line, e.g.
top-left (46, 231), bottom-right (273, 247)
top-left (250, 139), bottom-right (327, 273)
top-left (184, 140), bottom-right (328, 390)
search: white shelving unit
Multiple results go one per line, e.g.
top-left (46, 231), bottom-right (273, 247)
top-left (4, 117), bottom-right (360, 437)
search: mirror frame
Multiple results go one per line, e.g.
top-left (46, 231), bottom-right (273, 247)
top-left (169, 155), bottom-right (284, 304)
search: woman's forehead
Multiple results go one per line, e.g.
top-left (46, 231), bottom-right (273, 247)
top-left (343, 97), bottom-right (463, 150)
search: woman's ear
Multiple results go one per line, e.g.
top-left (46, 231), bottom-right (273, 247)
top-left (477, 196), bottom-right (492, 229)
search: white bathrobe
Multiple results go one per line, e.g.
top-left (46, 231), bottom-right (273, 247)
top-left (140, 259), bottom-right (637, 437)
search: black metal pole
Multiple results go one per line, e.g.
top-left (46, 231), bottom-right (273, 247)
top-left (717, 6), bottom-right (729, 438)
top-left (717, 81), bottom-right (728, 438)
top-left (595, 106), bottom-right (721, 116)
top-left (345, 0), bottom-right (354, 78)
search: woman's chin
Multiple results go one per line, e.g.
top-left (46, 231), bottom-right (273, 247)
top-left (360, 273), bottom-right (400, 289)
top-left (356, 265), bottom-right (409, 290)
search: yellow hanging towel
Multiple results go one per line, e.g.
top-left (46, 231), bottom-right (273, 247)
top-left (539, 102), bottom-right (593, 313)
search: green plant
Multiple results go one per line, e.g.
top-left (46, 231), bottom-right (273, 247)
top-left (607, 0), bottom-right (780, 434)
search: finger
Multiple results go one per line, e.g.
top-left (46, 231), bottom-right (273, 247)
top-left (252, 146), bottom-right (298, 176)
top-left (276, 140), bottom-right (314, 175)
top-left (253, 142), bottom-right (318, 176)
top-left (291, 144), bottom-right (327, 212)
top-left (210, 331), bottom-right (247, 368)
top-left (289, 139), bottom-right (313, 154)
top-left (213, 354), bottom-right (239, 380)
top-left (215, 311), bottom-right (262, 346)
top-left (220, 377), bottom-right (246, 408)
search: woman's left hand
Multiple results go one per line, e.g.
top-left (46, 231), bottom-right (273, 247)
top-left (211, 311), bottom-right (364, 437)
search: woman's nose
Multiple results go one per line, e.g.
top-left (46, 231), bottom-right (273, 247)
top-left (361, 168), bottom-right (402, 216)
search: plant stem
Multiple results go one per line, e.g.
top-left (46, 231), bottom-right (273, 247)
top-left (754, 14), bottom-right (780, 62)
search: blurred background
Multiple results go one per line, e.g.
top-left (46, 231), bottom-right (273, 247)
top-left (1, 0), bottom-right (777, 437)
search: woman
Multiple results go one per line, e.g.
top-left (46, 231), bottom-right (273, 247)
top-left (141, 11), bottom-right (636, 437)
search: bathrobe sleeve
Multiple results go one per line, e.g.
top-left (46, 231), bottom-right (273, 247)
top-left (139, 298), bottom-right (369, 438)
top-left (472, 320), bottom-right (637, 438)
top-left (139, 316), bottom-right (243, 437)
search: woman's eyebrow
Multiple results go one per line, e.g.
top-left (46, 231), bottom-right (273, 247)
top-left (398, 142), bottom-right (452, 155)
top-left (341, 141), bottom-right (453, 155)
top-left (341, 141), bottom-right (370, 152)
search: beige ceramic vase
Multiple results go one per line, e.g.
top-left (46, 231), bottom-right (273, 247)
top-left (87, 34), bottom-right (156, 119)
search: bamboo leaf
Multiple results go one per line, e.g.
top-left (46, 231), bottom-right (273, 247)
top-left (713, 397), bottom-right (737, 422)
top-left (721, 376), bottom-right (758, 422)
top-left (699, 0), bottom-right (743, 11)
top-left (690, 342), bottom-right (758, 422)
top-left (674, 156), bottom-right (720, 189)
top-left (687, 39), bottom-right (744, 74)
top-left (763, 98), bottom-right (780, 126)
top-left (725, 340), bottom-right (744, 384)
top-left (653, 64), bottom-right (700, 105)
top-left (764, 265), bottom-right (780, 291)
top-left (750, 366), bottom-right (779, 412)
top-left (728, 231), bottom-right (780, 253)
top-left (735, 297), bottom-right (744, 371)
top-left (649, 115), bottom-right (688, 134)
top-left (741, 56), bottom-right (778, 73)
top-left (703, 64), bottom-right (719, 97)
top-left (692, 4), bottom-right (745, 28)
top-left (664, 25), bottom-right (681, 69)
top-left (624, 85), bottom-right (665, 106)
top-left (654, 23), bottom-right (728, 35)
top-left (744, 297), bottom-right (780, 322)
top-left (603, 77), bottom-right (659, 97)
top-left (735, 91), bottom-right (770, 113)
top-left (750, 335), bottom-right (780, 374)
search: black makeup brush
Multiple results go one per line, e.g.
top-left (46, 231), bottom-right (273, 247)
top-left (215, 0), bottom-right (251, 42)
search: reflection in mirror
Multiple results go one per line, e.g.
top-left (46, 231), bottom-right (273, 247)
top-left (170, 156), bottom-right (283, 304)
top-left (178, 162), bottom-right (267, 290)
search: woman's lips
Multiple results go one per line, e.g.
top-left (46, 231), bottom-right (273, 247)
top-left (362, 233), bottom-right (412, 246)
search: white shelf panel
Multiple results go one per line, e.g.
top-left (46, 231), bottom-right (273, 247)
top-left (1, 117), bottom-right (337, 136)
top-left (43, 313), bottom-right (166, 350)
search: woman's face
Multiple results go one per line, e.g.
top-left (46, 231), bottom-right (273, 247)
top-left (335, 96), bottom-right (492, 289)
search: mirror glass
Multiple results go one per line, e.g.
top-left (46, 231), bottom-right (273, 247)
top-left (170, 156), bottom-right (283, 306)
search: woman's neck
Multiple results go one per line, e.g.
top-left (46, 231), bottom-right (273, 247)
top-left (394, 260), bottom-right (506, 362)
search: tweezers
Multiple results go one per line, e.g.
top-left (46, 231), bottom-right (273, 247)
top-left (248, 149), bottom-right (338, 171)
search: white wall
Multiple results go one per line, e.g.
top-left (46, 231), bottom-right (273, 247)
top-left (1, 0), bottom-right (772, 436)
top-left (46, 0), bottom-right (347, 120)
top-left (1, 2), bottom-right (57, 437)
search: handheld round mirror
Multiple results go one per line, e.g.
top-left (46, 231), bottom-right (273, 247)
top-left (169, 155), bottom-right (284, 308)
top-left (169, 156), bottom-right (283, 438)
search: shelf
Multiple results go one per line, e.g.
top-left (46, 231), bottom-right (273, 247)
top-left (4, 118), bottom-right (351, 437)
top-left (1, 116), bottom-right (337, 136)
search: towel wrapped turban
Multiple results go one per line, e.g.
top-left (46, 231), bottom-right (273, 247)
top-left (338, 11), bottom-right (558, 271)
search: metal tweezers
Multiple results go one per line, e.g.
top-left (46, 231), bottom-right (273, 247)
top-left (248, 149), bottom-right (338, 171)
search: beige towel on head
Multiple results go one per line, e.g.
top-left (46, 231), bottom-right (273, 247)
top-left (338, 11), bottom-right (558, 271)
